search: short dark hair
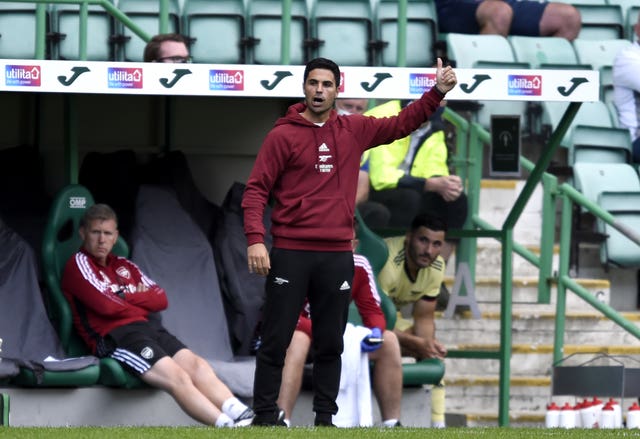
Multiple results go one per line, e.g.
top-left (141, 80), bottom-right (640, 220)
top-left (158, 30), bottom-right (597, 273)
top-left (80, 204), bottom-right (118, 228)
top-left (410, 213), bottom-right (447, 233)
top-left (304, 57), bottom-right (340, 87)
top-left (143, 33), bottom-right (188, 62)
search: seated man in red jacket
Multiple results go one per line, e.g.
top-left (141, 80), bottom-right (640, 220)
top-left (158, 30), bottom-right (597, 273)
top-left (61, 203), bottom-right (254, 427)
top-left (275, 230), bottom-right (403, 427)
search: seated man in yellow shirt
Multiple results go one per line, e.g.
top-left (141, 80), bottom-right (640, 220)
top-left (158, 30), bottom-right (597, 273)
top-left (378, 213), bottom-right (448, 428)
top-left (365, 100), bottom-right (467, 264)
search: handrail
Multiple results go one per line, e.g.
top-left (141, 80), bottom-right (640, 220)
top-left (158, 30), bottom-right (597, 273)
top-left (462, 105), bottom-right (640, 426)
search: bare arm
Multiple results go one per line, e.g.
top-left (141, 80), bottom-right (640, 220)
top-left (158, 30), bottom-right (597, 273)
top-left (394, 299), bottom-right (446, 360)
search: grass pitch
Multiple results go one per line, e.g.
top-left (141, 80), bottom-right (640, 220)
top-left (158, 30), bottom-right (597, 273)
top-left (1, 427), bottom-right (639, 438)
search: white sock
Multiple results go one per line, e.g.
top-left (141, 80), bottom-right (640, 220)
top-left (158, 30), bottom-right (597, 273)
top-left (221, 397), bottom-right (248, 420)
top-left (382, 419), bottom-right (399, 427)
top-left (284, 419), bottom-right (291, 427)
top-left (215, 413), bottom-right (234, 427)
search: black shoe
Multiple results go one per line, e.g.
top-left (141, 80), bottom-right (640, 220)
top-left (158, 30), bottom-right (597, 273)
top-left (252, 409), bottom-right (286, 427)
top-left (233, 407), bottom-right (255, 427)
top-left (314, 413), bottom-right (336, 427)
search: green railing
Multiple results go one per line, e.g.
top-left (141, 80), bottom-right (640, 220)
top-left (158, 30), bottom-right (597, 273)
top-left (455, 103), bottom-right (640, 425)
top-left (11, 0), bottom-right (640, 427)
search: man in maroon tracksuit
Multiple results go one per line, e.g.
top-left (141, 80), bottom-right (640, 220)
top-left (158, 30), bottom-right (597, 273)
top-left (62, 204), bottom-right (254, 427)
top-left (242, 57), bottom-right (457, 426)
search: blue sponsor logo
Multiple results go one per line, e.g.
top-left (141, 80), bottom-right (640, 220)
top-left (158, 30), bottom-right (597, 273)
top-left (508, 75), bottom-right (542, 96)
top-left (108, 67), bottom-right (143, 89)
top-left (209, 70), bottom-right (244, 91)
top-left (409, 73), bottom-right (436, 94)
top-left (5, 65), bottom-right (41, 86)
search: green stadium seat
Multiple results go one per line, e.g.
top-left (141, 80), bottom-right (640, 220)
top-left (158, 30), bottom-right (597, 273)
top-left (573, 38), bottom-right (631, 72)
top-left (445, 33), bottom-right (517, 68)
top-left (574, 4), bottom-right (624, 40)
top-left (117, 0), bottom-right (181, 62)
top-left (607, 0), bottom-right (640, 40)
top-left (572, 39), bottom-right (631, 105)
top-left (246, 0), bottom-right (309, 64)
top-left (508, 36), bottom-right (582, 69)
top-left (351, 209), bottom-right (444, 386)
top-left (541, 100), bottom-right (614, 147)
top-left (42, 184), bottom-right (144, 389)
top-left (375, 0), bottom-right (438, 67)
top-left (51, 1), bottom-right (116, 61)
top-left (0, 2), bottom-right (49, 59)
top-left (569, 125), bottom-right (632, 165)
top-left (182, 0), bottom-right (246, 64)
top-left (309, 0), bottom-right (374, 66)
top-left (597, 191), bottom-right (640, 267)
top-left (572, 162), bottom-right (640, 212)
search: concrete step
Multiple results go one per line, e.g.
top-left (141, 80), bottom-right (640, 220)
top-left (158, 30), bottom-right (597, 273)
top-left (444, 344), bottom-right (640, 376)
top-left (436, 310), bottom-right (640, 347)
top-left (477, 179), bottom-right (543, 246)
top-left (442, 275), bottom-right (611, 310)
top-left (445, 242), bottom-right (560, 279)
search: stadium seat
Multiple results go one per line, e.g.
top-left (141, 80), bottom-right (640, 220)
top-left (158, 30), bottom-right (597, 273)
top-left (508, 36), bottom-right (583, 69)
top-left (51, 1), bottom-right (116, 61)
top-left (42, 184), bottom-right (144, 388)
top-left (375, 0), bottom-right (438, 67)
top-left (309, 0), bottom-right (375, 66)
top-left (569, 125), bottom-right (632, 165)
top-left (182, 0), bottom-right (246, 64)
top-left (117, 0), bottom-right (181, 62)
top-left (573, 38), bottom-right (632, 72)
top-left (246, 0), bottom-right (309, 64)
top-left (572, 162), bottom-right (640, 211)
top-left (0, 2), bottom-right (49, 59)
top-left (573, 4), bottom-right (624, 40)
top-left (351, 209), bottom-right (444, 386)
top-left (607, 0), bottom-right (640, 40)
top-left (445, 33), bottom-right (518, 68)
top-left (597, 191), bottom-right (640, 267)
top-left (541, 100), bottom-right (614, 147)
top-left (572, 39), bottom-right (631, 104)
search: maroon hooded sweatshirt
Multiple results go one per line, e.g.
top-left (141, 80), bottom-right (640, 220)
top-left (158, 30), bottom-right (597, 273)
top-left (242, 87), bottom-right (444, 252)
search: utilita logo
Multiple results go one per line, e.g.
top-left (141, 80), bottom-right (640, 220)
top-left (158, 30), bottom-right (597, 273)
top-left (209, 70), bottom-right (244, 91)
top-left (5, 65), bottom-right (41, 86)
top-left (508, 75), bottom-right (542, 96)
top-left (107, 67), bottom-right (143, 89)
top-left (409, 73), bottom-right (436, 94)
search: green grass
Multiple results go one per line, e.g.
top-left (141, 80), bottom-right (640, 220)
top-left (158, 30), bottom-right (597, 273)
top-left (0, 427), bottom-right (639, 438)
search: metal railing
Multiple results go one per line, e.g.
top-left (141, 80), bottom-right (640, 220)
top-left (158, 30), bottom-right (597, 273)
top-left (454, 105), bottom-right (640, 426)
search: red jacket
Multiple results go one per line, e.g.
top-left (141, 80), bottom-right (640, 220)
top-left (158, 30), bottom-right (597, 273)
top-left (61, 249), bottom-right (168, 354)
top-left (242, 88), bottom-right (444, 251)
top-left (297, 254), bottom-right (387, 336)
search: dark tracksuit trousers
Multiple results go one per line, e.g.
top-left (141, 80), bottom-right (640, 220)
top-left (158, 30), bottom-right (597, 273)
top-left (252, 248), bottom-right (353, 419)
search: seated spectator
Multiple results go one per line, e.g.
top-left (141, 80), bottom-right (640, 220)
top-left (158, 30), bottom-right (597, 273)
top-left (144, 33), bottom-right (191, 63)
top-left (377, 214), bottom-right (448, 428)
top-left (276, 225), bottom-right (403, 427)
top-left (365, 99), bottom-right (467, 265)
top-left (335, 98), bottom-right (392, 229)
top-left (613, 14), bottom-right (640, 163)
top-left (61, 204), bottom-right (254, 427)
top-left (435, 0), bottom-right (581, 41)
